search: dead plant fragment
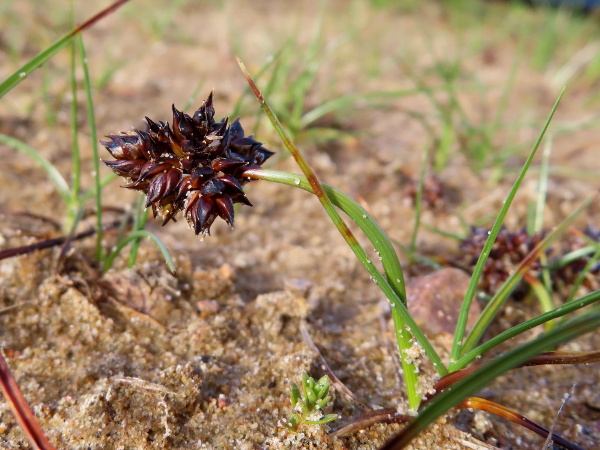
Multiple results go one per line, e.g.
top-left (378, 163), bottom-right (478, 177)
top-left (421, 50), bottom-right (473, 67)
top-left (101, 91), bottom-right (274, 235)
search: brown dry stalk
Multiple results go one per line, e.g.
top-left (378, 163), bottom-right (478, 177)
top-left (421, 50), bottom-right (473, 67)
top-left (0, 353), bottom-right (56, 450)
top-left (457, 397), bottom-right (584, 450)
top-left (0, 219), bottom-right (125, 261)
top-left (69, 0), bottom-right (132, 37)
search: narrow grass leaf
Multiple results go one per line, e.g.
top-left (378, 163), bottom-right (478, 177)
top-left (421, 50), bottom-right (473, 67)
top-left (128, 195), bottom-right (150, 268)
top-left (103, 230), bottom-right (176, 274)
top-left (565, 246), bottom-right (600, 305)
top-left (0, 0), bottom-right (131, 98)
top-left (0, 134), bottom-right (71, 204)
top-left (449, 87), bottom-right (565, 367)
top-left (78, 35), bottom-right (103, 262)
top-left (299, 89), bottom-right (422, 129)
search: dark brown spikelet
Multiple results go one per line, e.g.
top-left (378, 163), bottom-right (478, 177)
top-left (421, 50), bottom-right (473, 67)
top-left (101, 92), bottom-right (274, 235)
top-left (459, 226), bottom-right (546, 295)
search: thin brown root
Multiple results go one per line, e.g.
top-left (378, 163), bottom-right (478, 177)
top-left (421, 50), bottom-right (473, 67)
top-left (331, 408), bottom-right (411, 438)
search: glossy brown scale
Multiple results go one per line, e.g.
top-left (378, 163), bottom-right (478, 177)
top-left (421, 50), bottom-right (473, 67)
top-left (101, 91), bottom-right (274, 234)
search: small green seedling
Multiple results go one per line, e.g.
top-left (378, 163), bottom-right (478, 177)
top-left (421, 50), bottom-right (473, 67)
top-left (281, 373), bottom-right (338, 433)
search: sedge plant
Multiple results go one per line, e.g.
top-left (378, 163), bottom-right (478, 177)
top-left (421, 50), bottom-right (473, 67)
top-left (98, 55), bottom-right (599, 447)
top-left (2, 3), bottom-right (597, 444)
top-left (235, 65), bottom-right (600, 445)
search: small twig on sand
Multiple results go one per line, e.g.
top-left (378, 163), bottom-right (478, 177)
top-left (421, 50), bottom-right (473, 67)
top-left (0, 352), bottom-right (56, 450)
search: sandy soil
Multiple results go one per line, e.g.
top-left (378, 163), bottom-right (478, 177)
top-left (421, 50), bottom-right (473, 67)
top-left (0, 1), bottom-right (599, 448)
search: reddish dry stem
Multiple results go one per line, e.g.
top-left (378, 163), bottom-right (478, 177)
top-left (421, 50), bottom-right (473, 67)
top-left (0, 219), bottom-right (126, 262)
top-left (431, 350), bottom-right (600, 394)
top-left (458, 397), bottom-right (584, 450)
top-left (0, 353), bottom-right (56, 450)
top-left (70, 0), bottom-right (132, 36)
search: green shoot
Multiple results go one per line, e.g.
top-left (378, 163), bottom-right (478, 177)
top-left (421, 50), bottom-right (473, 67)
top-left (281, 373), bottom-right (338, 432)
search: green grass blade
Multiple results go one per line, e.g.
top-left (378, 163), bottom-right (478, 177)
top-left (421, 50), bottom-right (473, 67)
top-left (78, 35), bottom-right (103, 262)
top-left (80, 173), bottom-right (117, 203)
top-left (182, 80), bottom-right (205, 111)
top-left (449, 87), bottom-right (565, 367)
top-left (386, 310), bottom-right (600, 448)
top-left (128, 195), bottom-right (149, 268)
top-left (103, 230), bottom-right (176, 274)
top-left (460, 193), bottom-right (596, 359)
top-left (299, 89), bottom-right (422, 129)
top-left (524, 274), bottom-right (554, 330)
top-left (0, 0), bottom-right (132, 99)
top-left (239, 59), bottom-right (446, 408)
top-left (408, 145), bottom-right (430, 262)
top-left (69, 35), bottom-right (81, 200)
top-left (564, 246), bottom-right (600, 305)
top-left (454, 289), bottom-right (600, 370)
top-left (230, 46), bottom-right (286, 120)
top-left (0, 134), bottom-right (71, 204)
top-left (66, 23), bottom-right (82, 233)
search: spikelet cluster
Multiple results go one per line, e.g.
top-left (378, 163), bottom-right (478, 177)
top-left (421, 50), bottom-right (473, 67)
top-left (101, 92), bottom-right (274, 235)
top-left (460, 226), bottom-right (545, 294)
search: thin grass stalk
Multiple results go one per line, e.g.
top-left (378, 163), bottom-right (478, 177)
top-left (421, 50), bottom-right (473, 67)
top-left (128, 195), bottom-right (149, 268)
top-left (449, 87), bottom-right (565, 367)
top-left (79, 173), bottom-right (117, 203)
top-left (0, 134), bottom-right (71, 204)
top-left (68, 7), bottom-right (81, 216)
top-left (460, 192), bottom-right (596, 358)
top-left (77, 35), bottom-right (103, 262)
top-left (565, 245), bottom-right (600, 305)
top-left (103, 230), bottom-right (176, 274)
top-left (230, 47), bottom-right (284, 120)
top-left (300, 89), bottom-right (423, 130)
top-left (534, 139), bottom-right (555, 324)
top-left (523, 273), bottom-right (554, 328)
top-left (244, 169), bottom-right (446, 378)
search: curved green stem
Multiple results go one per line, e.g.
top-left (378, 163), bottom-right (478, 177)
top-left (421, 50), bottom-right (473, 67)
top-left (245, 168), bottom-right (446, 381)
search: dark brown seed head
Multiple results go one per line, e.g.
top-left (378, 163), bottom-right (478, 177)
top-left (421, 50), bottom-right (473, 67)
top-left (101, 92), bottom-right (274, 235)
top-left (459, 226), bottom-right (546, 294)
